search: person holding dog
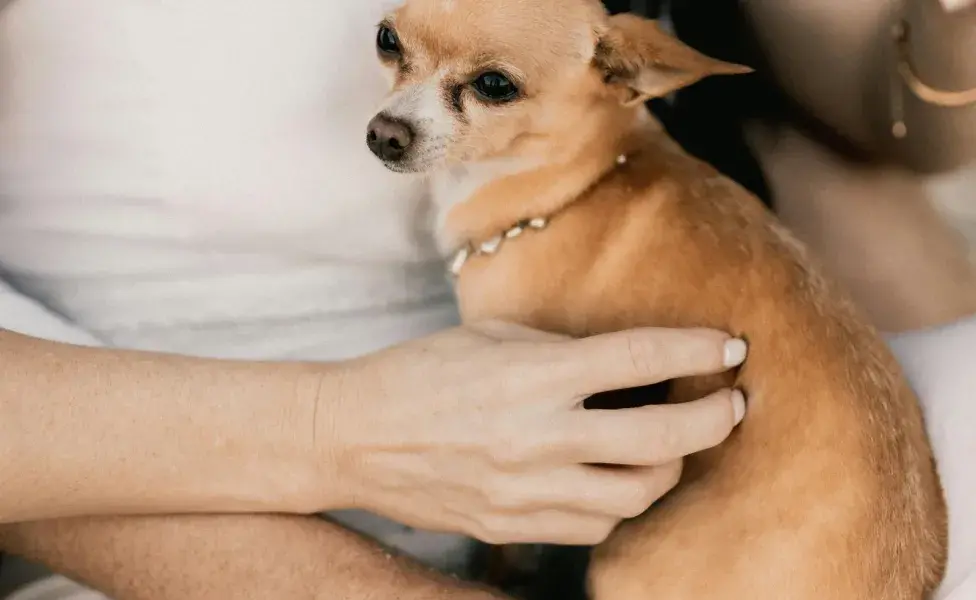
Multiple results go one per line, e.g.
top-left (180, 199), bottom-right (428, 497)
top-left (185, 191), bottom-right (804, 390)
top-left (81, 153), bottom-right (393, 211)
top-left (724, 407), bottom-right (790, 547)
top-left (0, 0), bottom-right (973, 599)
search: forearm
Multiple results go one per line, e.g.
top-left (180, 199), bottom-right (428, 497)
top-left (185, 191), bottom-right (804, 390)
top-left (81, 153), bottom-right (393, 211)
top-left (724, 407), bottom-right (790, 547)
top-left (0, 329), bottom-right (340, 522)
top-left (743, 0), bottom-right (976, 172)
top-left (0, 516), bottom-right (506, 600)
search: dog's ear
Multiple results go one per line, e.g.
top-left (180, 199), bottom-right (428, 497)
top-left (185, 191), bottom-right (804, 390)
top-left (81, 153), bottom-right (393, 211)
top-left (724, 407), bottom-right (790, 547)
top-left (593, 14), bottom-right (752, 106)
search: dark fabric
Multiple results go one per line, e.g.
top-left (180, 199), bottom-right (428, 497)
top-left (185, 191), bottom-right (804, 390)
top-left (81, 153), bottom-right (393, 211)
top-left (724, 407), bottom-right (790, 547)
top-left (667, 0), bottom-right (784, 207)
top-left (602, 0), bottom-right (641, 15)
top-left (605, 0), bottom-right (781, 208)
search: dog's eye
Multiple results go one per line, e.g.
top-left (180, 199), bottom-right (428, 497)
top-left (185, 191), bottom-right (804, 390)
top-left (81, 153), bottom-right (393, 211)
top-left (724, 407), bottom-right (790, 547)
top-left (376, 25), bottom-right (401, 56)
top-left (472, 72), bottom-right (519, 102)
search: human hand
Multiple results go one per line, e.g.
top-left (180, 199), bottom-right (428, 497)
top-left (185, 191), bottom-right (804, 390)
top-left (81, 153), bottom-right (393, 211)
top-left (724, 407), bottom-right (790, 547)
top-left (319, 321), bottom-right (747, 546)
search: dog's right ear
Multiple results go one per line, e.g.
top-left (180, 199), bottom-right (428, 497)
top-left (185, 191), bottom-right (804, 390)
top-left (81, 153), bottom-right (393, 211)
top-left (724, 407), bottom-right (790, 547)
top-left (593, 14), bottom-right (752, 106)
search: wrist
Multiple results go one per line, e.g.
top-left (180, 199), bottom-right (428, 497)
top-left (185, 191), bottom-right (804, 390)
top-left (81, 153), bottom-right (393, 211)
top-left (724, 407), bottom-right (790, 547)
top-left (298, 359), bottom-right (367, 512)
top-left (147, 358), bottom-right (340, 517)
top-left (145, 358), bottom-right (348, 517)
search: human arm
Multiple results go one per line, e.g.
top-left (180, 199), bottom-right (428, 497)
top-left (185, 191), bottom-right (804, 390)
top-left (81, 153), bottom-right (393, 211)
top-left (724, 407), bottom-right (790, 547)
top-left (0, 321), bottom-right (745, 600)
top-left (742, 0), bottom-right (976, 172)
top-left (0, 328), bottom-right (330, 522)
top-left (0, 515), bottom-right (508, 600)
top-left (0, 321), bottom-right (746, 541)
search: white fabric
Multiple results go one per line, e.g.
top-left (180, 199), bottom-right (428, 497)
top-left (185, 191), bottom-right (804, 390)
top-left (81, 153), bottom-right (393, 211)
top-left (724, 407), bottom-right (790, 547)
top-left (0, 0), bottom-right (459, 361)
top-left (0, 0), bottom-right (466, 572)
top-left (0, 0), bottom-right (972, 593)
top-left (0, 279), bottom-right (100, 347)
top-left (889, 319), bottom-right (976, 600)
top-left (6, 576), bottom-right (107, 600)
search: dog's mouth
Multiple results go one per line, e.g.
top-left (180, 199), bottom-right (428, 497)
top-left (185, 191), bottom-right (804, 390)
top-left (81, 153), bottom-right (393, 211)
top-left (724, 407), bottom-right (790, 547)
top-left (370, 145), bottom-right (447, 176)
top-left (377, 158), bottom-right (421, 174)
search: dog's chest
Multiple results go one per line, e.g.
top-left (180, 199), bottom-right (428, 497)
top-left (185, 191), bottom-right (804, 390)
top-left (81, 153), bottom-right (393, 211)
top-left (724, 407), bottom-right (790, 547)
top-left (454, 251), bottom-right (557, 326)
top-left (430, 159), bottom-right (541, 254)
top-left (452, 227), bottom-right (622, 336)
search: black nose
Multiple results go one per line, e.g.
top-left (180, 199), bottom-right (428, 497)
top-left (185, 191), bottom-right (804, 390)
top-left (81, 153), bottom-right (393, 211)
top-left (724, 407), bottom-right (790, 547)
top-left (366, 114), bottom-right (414, 161)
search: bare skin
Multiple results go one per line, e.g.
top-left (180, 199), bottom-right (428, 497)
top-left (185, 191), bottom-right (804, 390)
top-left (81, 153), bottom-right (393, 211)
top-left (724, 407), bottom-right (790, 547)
top-left (0, 516), bottom-right (508, 600)
top-left (750, 125), bottom-right (976, 332)
top-left (0, 0), bottom-right (972, 597)
top-left (741, 0), bottom-right (976, 332)
top-left (0, 322), bottom-right (745, 598)
top-left (0, 323), bottom-right (745, 533)
top-left (743, 0), bottom-right (976, 171)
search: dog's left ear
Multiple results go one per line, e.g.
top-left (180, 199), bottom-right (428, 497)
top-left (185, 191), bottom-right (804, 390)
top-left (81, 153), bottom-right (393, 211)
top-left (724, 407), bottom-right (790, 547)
top-left (593, 14), bottom-right (752, 106)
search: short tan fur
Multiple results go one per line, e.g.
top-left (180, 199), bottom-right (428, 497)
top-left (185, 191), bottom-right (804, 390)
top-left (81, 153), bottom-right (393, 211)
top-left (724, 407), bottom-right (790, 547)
top-left (367, 1), bottom-right (948, 598)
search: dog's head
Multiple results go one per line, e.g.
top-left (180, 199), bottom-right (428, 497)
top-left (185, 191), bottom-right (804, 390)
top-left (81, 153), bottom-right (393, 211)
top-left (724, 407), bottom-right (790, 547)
top-left (365, 0), bottom-right (750, 173)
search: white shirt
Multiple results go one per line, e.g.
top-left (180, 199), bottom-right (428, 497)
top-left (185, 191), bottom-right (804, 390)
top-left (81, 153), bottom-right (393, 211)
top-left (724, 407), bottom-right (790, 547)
top-left (0, 0), bottom-right (468, 572)
top-left (0, 0), bottom-right (459, 361)
top-left (0, 0), bottom-right (972, 590)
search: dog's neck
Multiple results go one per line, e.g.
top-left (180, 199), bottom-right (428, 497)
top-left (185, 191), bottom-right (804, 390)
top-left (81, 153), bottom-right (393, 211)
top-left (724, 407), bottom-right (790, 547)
top-left (430, 105), bottom-right (661, 256)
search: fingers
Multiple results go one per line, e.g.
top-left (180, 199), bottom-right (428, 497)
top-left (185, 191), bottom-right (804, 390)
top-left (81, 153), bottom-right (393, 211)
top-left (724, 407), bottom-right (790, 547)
top-left (470, 509), bottom-right (619, 546)
top-left (560, 388), bottom-right (746, 466)
top-left (467, 463), bottom-right (682, 545)
top-left (550, 328), bottom-right (748, 397)
top-left (470, 320), bottom-right (572, 343)
top-left (584, 462), bottom-right (684, 519)
top-left (537, 462), bottom-right (683, 519)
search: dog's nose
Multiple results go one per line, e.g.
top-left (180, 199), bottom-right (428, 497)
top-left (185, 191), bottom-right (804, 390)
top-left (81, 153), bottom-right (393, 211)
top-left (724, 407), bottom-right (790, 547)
top-left (366, 114), bottom-right (414, 161)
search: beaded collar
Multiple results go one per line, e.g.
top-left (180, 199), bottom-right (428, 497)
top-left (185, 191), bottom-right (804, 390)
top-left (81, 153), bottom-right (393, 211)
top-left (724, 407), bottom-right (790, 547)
top-left (447, 154), bottom-right (630, 277)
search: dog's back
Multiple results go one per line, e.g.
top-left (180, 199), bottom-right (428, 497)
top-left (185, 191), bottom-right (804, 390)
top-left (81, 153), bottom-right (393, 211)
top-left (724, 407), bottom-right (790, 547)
top-left (454, 133), bottom-right (947, 598)
top-left (361, 0), bottom-right (948, 593)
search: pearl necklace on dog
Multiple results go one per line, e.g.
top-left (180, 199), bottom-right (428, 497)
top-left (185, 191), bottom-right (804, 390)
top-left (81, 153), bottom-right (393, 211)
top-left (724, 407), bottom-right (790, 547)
top-left (447, 154), bottom-right (630, 277)
top-left (448, 215), bottom-right (551, 277)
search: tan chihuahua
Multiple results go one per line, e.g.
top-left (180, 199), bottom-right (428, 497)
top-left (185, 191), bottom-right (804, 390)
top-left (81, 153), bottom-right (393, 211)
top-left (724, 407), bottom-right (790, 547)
top-left (365, 1), bottom-right (948, 598)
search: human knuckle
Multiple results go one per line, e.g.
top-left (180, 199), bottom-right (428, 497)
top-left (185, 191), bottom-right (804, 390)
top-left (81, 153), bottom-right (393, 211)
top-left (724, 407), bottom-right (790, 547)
top-left (584, 520), bottom-right (617, 545)
top-left (577, 530), bottom-right (603, 546)
top-left (645, 418), bottom-right (680, 461)
top-left (472, 518), bottom-right (512, 545)
top-left (545, 424), bottom-right (583, 459)
top-left (623, 470), bottom-right (674, 517)
top-left (625, 334), bottom-right (666, 378)
top-left (477, 530), bottom-right (506, 545)
top-left (657, 461), bottom-right (684, 493)
top-left (620, 485), bottom-right (654, 518)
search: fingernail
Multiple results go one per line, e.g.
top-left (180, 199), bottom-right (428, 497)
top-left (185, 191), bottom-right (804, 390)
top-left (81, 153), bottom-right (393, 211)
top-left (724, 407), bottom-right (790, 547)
top-left (731, 389), bottom-right (747, 425)
top-left (723, 338), bottom-right (748, 368)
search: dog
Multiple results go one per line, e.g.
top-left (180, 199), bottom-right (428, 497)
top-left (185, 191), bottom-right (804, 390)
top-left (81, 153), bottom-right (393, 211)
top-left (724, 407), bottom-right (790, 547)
top-left (365, 1), bottom-right (948, 597)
